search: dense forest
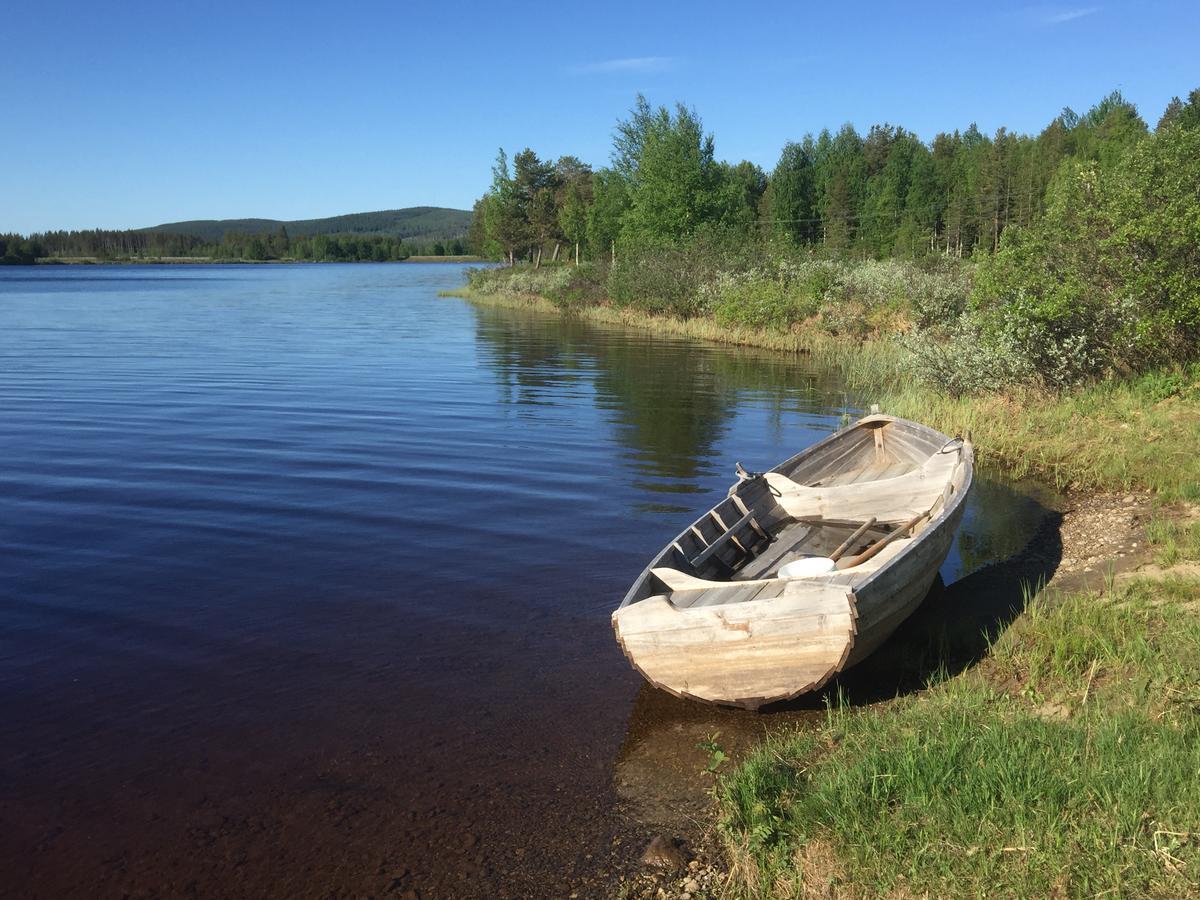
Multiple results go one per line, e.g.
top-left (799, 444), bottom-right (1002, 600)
top-left (148, 206), bottom-right (471, 243)
top-left (0, 206), bottom-right (472, 264)
top-left (474, 89), bottom-right (1200, 264)
top-left (469, 88), bottom-right (1200, 393)
top-left (0, 230), bottom-right (467, 263)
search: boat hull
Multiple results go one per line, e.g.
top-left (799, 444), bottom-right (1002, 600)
top-left (842, 495), bottom-right (965, 668)
top-left (612, 415), bottom-right (973, 708)
top-left (612, 582), bottom-right (857, 708)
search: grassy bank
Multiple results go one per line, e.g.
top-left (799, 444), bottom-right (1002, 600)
top-left (874, 371), bottom-right (1200, 502)
top-left (444, 284), bottom-right (895, 356)
top-left (719, 558), bottom-right (1200, 897)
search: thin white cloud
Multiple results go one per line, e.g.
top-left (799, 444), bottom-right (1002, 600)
top-left (1041, 6), bottom-right (1099, 24)
top-left (568, 56), bottom-right (676, 76)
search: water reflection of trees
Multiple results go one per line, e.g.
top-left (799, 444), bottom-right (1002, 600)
top-left (471, 306), bottom-right (594, 407)
top-left (470, 303), bottom-right (850, 484)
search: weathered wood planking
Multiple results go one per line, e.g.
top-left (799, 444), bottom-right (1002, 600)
top-left (612, 582), bottom-right (857, 708)
top-left (613, 414), bottom-right (974, 708)
top-left (763, 450), bottom-right (963, 524)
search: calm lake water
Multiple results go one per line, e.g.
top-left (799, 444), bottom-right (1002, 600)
top-left (0, 263), bottom-right (1054, 898)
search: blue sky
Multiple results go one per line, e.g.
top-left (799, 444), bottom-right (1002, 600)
top-left (2, 0), bottom-right (1197, 233)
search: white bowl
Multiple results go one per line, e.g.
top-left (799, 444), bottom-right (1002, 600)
top-left (777, 556), bottom-right (837, 578)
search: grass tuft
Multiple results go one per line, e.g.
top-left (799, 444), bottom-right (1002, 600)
top-left (870, 368), bottom-right (1200, 502)
top-left (1146, 519), bottom-right (1200, 567)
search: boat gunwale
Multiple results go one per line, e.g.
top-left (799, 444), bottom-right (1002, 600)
top-left (814, 416), bottom-right (974, 596)
top-left (616, 414), bottom-right (973, 611)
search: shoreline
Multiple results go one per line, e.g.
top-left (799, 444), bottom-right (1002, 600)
top-left (28, 255), bottom-right (484, 266)
top-left (612, 486), bottom-right (1200, 900)
top-left (448, 284), bottom-right (1199, 501)
top-left (443, 285), bottom-right (837, 354)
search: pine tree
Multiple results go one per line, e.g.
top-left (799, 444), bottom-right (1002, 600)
top-left (769, 139), bottom-right (818, 244)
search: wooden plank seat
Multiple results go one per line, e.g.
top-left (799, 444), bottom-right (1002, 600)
top-left (764, 449), bottom-right (963, 524)
top-left (671, 497), bottom-right (778, 579)
top-left (652, 532), bottom-right (917, 610)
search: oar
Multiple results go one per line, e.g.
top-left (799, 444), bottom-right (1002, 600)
top-left (828, 517), bottom-right (877, 563)
top-left (835, 511), bottom-right (924, 570)
top-left (833, 451), bottom-right (962, 571)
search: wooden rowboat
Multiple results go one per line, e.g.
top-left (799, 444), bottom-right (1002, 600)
top-left (612, 414), bottom-right (973, 709)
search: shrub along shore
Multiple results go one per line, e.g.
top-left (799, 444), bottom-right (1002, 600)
top-left (451, 258), bottom-right (1199, 503)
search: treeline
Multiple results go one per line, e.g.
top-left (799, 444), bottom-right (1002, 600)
top-left (0, 228), bottom-right (468, 264)
top-left (473, 90), bottom-right (1199, 265)
top-left (0, 234), bottom-right (47, 265)
top-left (470, 87), bottom-right (1200, 393)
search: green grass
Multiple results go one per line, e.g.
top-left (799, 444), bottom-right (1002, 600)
top-left (718, 577), bottom-right (1200, 899)
top-left (989, 580), bottom-right (1200, 715)
top-left (870, 367), bottom-right (1200, 502)
top-left (1146, 519), bottom-right (1200, 567)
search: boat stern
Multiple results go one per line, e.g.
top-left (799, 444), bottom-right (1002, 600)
top-left (611, 583), bottom-right (857, 709)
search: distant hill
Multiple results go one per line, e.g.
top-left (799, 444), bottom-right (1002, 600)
top-left (143, 206), bottom-right (472, 243)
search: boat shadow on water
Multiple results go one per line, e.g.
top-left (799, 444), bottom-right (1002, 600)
top-left (811, 502), bottom-right (1065, 708)
top-left (612, 498), bottom-right (1064, 833)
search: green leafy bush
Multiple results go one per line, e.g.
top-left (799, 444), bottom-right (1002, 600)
top-left (970, 125), bottom-right (1200, 388)
top-left (607, 230), bottom-right (764, 318)
top-left (1103, 124), bottom-right (1200, 358)
top-left (907, 262), bottom-right (973, 329)
top-left (606, 246), bottom-right (709, 317)
top-left (903, 317), bottom-right (1034, 396)
top-left (546, 261), bottom-right (608, 310)
top-left (709, 275), bottom-right (816, 330)
top-left (464, 264), bottom-right (573, 298)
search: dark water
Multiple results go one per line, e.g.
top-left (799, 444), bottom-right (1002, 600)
top-left (0, 264), bottom-right (1053, 898)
